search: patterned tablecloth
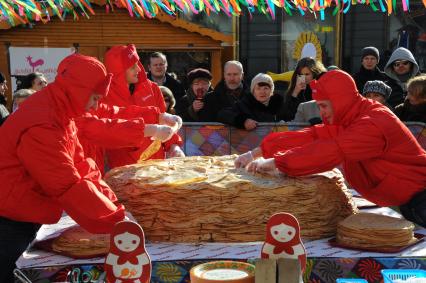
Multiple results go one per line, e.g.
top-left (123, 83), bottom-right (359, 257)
top-left (16, 208), bottom-right (426, 283)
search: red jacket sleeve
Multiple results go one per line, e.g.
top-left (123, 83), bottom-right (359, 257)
top-left (77, 116), bottom-right (152, 149)
top-left (272, 120), bottom-right (386, 176)
top-left (261, 127), bottom-right (316, 158)
top-left (16, 126), bottom-right (125, 234)
top-left (77, 103), bottom-right (161, 149)
top-left (96, 103), bottom-right (160, 123)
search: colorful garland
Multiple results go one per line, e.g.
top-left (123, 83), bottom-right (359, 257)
top-left (0, 0), bottom-right (421, 28)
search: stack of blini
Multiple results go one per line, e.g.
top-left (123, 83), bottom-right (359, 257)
top-left (336, 213), bottom-right (417, 249)
top-left (51, 226), bottom-right (110, 258)
top-left (105, 155), bottom-right (357, 243)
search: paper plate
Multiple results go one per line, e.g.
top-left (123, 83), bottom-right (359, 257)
top-left (190, 261), bottom-right (255, 283)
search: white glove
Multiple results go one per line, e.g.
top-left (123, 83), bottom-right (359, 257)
top-left (246, 157), bottom-right (277, 174)
top-left (144, 124), bottom-right (174, 142)
top-left (234, 151), bottom-right (254, 168)
top-left (159, 112), bottom-right (183, 131)
top-left (167, 144), bottom-right (185, 158)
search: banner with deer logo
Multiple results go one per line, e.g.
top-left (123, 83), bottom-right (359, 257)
top-left (8, 47), bottom-right (75, 91)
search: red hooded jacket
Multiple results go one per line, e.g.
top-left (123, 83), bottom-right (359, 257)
top-left (76, 103), bottom-right (160, 175)
top-left (261, 70), bottom-right (426, 206)
top-left (102, 45), bottom-right (183, 169)
top-left (0, 54), bottom-right (125, 233)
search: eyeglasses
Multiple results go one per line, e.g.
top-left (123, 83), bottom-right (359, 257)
top-left (393, 60), bottom-right (410, 68)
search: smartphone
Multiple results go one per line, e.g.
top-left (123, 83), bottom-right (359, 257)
top-left (297, 75), bottom-right (306, 84)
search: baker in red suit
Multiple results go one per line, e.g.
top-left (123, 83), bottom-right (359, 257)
top-left (0, 54), bottom-right (127, 281)
top-left (235, 70), bottom-right (426, 227)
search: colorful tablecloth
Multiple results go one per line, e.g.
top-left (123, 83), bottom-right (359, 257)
top-left (16, 208), bottom-right (426, 282)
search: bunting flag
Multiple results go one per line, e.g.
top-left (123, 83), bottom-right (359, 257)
top-left (0, 0), bottom-right (422, 28)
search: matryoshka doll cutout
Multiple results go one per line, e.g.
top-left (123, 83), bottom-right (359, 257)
top-left (105, 221), bottom-right (151, 283)
top-left (261, 213), bottom-right (306, 272)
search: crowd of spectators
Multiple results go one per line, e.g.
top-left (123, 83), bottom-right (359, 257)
top-left (1, 47), bottom-right (425, 130)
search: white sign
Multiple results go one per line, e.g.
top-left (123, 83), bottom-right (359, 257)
top-left (9, 47), bottom-right (75, 91)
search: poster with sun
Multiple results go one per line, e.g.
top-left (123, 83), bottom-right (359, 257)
top-left (293, 32), bottom-right (322, 62)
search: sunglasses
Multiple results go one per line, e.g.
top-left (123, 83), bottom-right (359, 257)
top-left (393, 60), bottom-right (410, 67)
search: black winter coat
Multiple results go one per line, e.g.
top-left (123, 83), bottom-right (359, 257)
top-left (147, 72), bottom-right (186, 101)
top-left (176, 89), bottom-right (214, 122)
top-left (395, 101), bottom-right (426, 123)
top-left (352, 66), bottom-right (387, 93)
top-left (231, 93), bottom-right (285, 129)
top-left (385, 78), bottom-right (406, 108)
top-left (281, 86), bottom-right (313, 122)
top-left (202, 80), bottom-right (251, 124)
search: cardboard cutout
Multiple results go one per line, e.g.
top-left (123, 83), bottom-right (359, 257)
top-left (105, 221), bottom-right (151, 283)
top-left (261, 213), bottom-right (307, 272)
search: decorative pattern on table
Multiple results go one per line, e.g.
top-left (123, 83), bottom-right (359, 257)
top-left (20, 258), bottom-right (426, 283)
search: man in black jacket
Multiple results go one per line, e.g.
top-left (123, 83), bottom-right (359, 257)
top-left (147, 52), bottom-right (186, 101)
top-left (203, 60), bottom-right (250, 123)
top-left (352, 46), bottom-right (387, 92)
top-left (384, 47), bottom-right (420, 108)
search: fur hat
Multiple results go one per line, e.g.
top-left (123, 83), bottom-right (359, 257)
top-left (361, 46), bottom-right (380, 61)
top-left (362, 80), bottom-right (392, 99)
top-left (250, 73), bottom-right (274, 94)
top-left (187, 68), bottom-right (212, 84)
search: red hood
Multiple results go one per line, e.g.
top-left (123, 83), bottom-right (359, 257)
top-left (104, 44), bottom-right (148, 91)
top-left (310, 70), bottom-right (364, 127)
top-left (54, 53), bottom-right (112, 118)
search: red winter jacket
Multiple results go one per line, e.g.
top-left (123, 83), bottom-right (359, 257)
top-left (76, 103), bottom-right (160, 175)
top-left (102, 45), bottom-right (182, 169)
top-left (0, 54), bottom-right (125, 233)
top-left (261, 70), bottom-right (426, 206)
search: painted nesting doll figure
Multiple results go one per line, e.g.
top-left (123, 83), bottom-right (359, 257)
top-left (261, 213), bottom-right (306, 272)
top-left (105, 221), bottom-right (151, 283)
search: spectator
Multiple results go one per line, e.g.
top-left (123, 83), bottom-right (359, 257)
top-left (352, 47), bottom-right (387, 92)
top-left (281, 57), bottom-right (327, 121)
top-left (227, 73), bottom-right (284, 130)
top-left (0, 54), bottom-right (126, 281)
top-left (235, 70), bottom-right (426, 227)
top-left (147, 52), bottom-right (186, 101)
top-left (395, 75), bottom-right (426, 123)
top-left (160, 86), bottom-right (176, 114)
top-left (293, 101), bottom-right (321, 125)
top-left (362, 80), bottom-right (394, 111)
top-left (384, 47), bottom-right (420, 108)
top-left (103, 45), bottom-right (184, 169)
top-left (12, 88), bottom-right (36, 112)
top-left (0, 72), bottom-right (9, 126)
top-left (19, 72), bottom-right (48, 92)
top-left (176, 68), bottom-right (213, 122)
top-left (203, 60), bottom-right (251, 123)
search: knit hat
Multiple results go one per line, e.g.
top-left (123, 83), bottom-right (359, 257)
top-left (187, 68), bottom-right (212, 84)
top-left (0, 72), bottom-right (5, 83)
top-left (250, 73), bottom-right (274, 94)
top-left (361, 46), bottom-right (380, 61)
top-left (362, 80), bottom-right (392, 99)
